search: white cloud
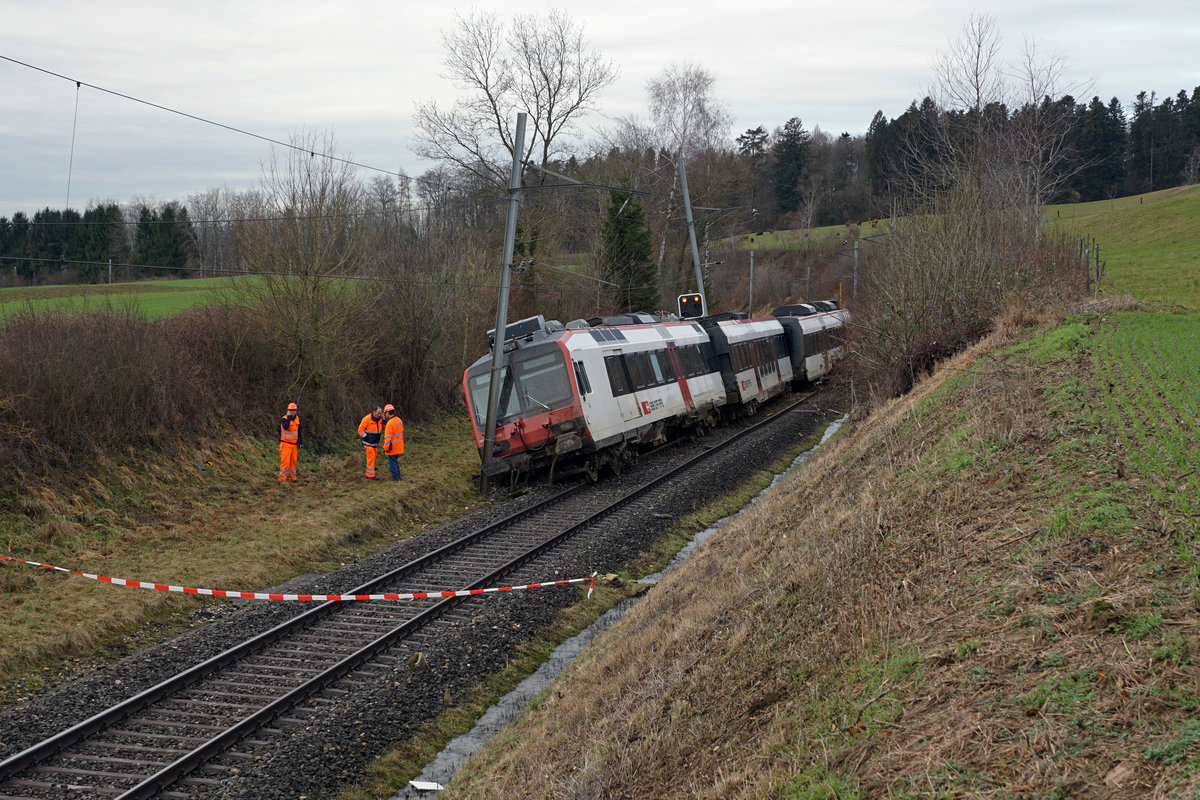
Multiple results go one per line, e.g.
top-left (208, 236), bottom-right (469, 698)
top-left (2, 0), bottom-right (1197, 216)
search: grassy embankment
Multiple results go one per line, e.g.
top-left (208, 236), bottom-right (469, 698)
top-left (0, 412), bottom-right (483, 695)
top-left (417, 192), bottom-right (1200, 798)
top-left (1048, 183), bottom-right (1200, 308)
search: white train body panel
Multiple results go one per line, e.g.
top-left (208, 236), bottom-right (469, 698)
top-left (794, 309), bottom-right (851, 381)
top-left (562, 320), bottom-right (724, 449)
top-left (708, 318), bottom-right (793, 405)
top-left (463, 302), bottom-right (850, 479)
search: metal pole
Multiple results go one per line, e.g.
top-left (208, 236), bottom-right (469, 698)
top-left (748, 248), bottom-right (754, 314)
top-left (108, 258), bottom-right (112, 285)
top-left (679, 158), bottom-right (705, 304)
top-left (480, 113), bottom-right (527, 493)
top-left (853, 239), bottom-right (859, 303)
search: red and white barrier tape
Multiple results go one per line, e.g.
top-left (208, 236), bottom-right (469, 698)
top-left (0, 555), bottom-right (596, 601)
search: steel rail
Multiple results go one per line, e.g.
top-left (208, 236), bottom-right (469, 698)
top-left (1, 392), bottom-right (815, 797)
top-left (121, 392), bottom-right (815, 798)
top-left (0, 483), bottom-right (587, 784)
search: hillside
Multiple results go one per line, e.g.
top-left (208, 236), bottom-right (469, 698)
top-left (440, 303), bottom-right (1200, 798)
top-left (415, 190), bottom-right (1200, 798)
top-left (1048, 184), bottom-right (1200, 308)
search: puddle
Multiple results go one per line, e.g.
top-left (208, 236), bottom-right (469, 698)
top-left (391, 412), bottom-right (848, 798)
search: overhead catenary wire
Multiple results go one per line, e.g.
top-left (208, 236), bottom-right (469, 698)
top-left (0, 55), bottom-right (412, 184)
top-left (2, 54), bottom-right (676, 220)
top-left (65, 81), bottom-right (81, 212)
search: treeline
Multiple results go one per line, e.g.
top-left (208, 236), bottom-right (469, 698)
top-left (0, 202), bottom-right (197, 286)
top-left (0, 16), bottom-right (1148, 481)
top-left (866, 87), bottom-right (1200, 205)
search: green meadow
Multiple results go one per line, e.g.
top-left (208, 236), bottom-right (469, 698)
top-left (0, 276), bottom-right (256, 319)
top-left (1047, 184), bottom-right (1200, 308)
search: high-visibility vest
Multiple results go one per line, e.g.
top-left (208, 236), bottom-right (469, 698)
top-left (359, 414), bottom-right (384, 446)
top-left (383, 416), bottom-right (404, 455)
top-left (281, 416), bottom-right (300, 445)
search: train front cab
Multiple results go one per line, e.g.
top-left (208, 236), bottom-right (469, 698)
top-left (463, 337), bottom-right (587, 477)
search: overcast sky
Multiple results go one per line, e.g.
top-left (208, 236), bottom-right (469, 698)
top-left (2, 0), bottom-right (1198, 217)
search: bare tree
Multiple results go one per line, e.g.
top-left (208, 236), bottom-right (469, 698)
top-left (413, 9), bottom-right (615, 191)
top-left (640, 63), bottom-right (732, 280)
top-left (234, 131), bottom-right (379, 436)
top-left (851, 14), bottom-right (1087, 401)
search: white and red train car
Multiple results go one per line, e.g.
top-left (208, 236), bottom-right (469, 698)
top-left (463, 302), bottom-right (849, 481)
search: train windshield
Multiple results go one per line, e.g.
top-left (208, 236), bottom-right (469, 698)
top-left (466, 345), bottom-right (573, 427)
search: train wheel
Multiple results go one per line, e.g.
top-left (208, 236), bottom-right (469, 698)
top-left (608, 445), bottom-right (627, 477)
top-left (584, 456), bottom-right (600, 483)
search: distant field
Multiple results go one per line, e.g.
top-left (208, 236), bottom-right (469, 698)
top-left (6, 184), bottom-right (1196, 319)
top-left (1046, 184), bottom-right (1200, 308)
top-left (0, 276), bottom-right (256, 319)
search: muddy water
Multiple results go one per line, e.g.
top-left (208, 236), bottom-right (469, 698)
top-left (392, 414), bottom-right (848, 798)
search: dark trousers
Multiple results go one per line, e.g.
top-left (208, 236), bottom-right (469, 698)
top-left (387, 454), bottom-right (401, 481)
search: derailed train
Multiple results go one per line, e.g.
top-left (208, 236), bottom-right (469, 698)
top-left (463, 301), bottom-right (849, 481)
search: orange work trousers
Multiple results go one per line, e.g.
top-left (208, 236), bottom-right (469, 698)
top-left (363, 445), bottom-right (378, 478)
top-left (279, 442), bottom-right (298, 482)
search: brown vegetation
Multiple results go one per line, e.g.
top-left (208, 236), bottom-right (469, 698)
top-left (444, 304), bottom-right (1199, 798)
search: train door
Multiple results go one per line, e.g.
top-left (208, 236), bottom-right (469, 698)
top-left (747, 341), bottom-right (766, 403)
top-left (666, 344), bottom-right (696, 415)
top-left (604, 350), bottom-right (642, 424)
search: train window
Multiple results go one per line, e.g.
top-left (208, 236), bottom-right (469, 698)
top-left (737, 343), bottom-right (751, 372)
top-left (758, 340), bottom-right (776, 374)
top-left (648, 352), bottom-right (665, 384)
top-left (659, 350), bottom-right (678, 382)
top-left (605, 355), bottom-right (631, 397)
top-left (573, 361), bottom-right (591, 395)
top-left (516, 352), bottom-right (573, 412)
top-left (627, 353), bottom-right (651, 390)
top-left (466, 365), bottom-right (518, 426)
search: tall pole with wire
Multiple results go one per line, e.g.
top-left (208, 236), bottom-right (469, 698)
top-left (679, 158), bottom-right (705, 302)
top-left (748, 246), bottom-right (755, 314)
top-left (480, 113), bottom-right (527, 493)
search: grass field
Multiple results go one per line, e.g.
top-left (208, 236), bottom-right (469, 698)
top-left (1046, 184), bottom-right (1200, 308)
top-left (0, 276), bottom-right (256, 319)
top-left (0, 412), bottom-right (485, 690)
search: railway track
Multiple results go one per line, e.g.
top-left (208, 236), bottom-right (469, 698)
top-left (0, 393), bottom-right (822, 800)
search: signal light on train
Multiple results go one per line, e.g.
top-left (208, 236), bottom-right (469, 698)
top-left (677, 293), bottom-right (706, 319)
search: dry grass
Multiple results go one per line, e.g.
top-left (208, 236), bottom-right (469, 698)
top-left (0, 413), bottom-right (483, 691)
top-left (444, 305), bottom-right (1200, 799)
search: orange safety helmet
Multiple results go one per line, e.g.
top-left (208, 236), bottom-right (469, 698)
top-left (287, 402), bottom-right (298, 410)
top-left (383, 404), bottom-right (395, 413)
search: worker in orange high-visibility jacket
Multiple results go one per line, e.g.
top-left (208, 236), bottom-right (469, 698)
top-left (357, 406), bottom-right (384, 478)
top-left (382, 404), bottom-right (404, 482)
top-left (279, 402), bottom-right (302, 482)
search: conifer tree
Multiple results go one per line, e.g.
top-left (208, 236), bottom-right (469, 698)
top-left (597, 191), bottom-right (657, 313)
